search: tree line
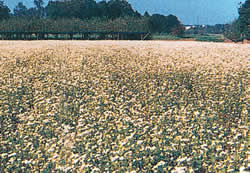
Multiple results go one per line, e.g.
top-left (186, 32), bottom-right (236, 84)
top-left (224, 0), bottom-right (249, 41)
top-left (0, 0), bottom-right (184, 35)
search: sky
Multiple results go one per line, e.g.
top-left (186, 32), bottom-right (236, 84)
top-left (4, 0), bottom-right (245, 25)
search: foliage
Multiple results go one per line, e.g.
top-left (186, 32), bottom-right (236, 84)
top-left (195, 35), bottom-right (225, 42)
top-left (13, 0), bottom-right (45, 18)
top-left (106, 0), bottom-right (139, 19)
top-left (144, 11), bottom-right (150, 17)
top-left (6, 0), bottom-right (183, 35)
top-left (13, 2), bottom-right (28, 17)
top-left (224, 20), bottom-right (242, 41)
top-left (151, 14), bottom-right (184, 35)
top-left (34, 0), bottom-right (45, 18)
top-left (238, 0), bottom-right (250, 39)
top-left (224, 0), bottom-right (250, 41)
top-left (46, 0), bottom-right (139, 20)
top-left (152, 34), bottom-right (181, 40)
top-left (0, 1), bottom-right (10, 20)
top-left (0, 17), bottom-right (151, 32)
top-left (207, 24), bottom-right (225, 34)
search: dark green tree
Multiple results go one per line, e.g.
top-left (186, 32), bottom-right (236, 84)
top-left (27, 7), bottom-right (39, 17)
top-left (46, 0), bottom-right (99, 19)
top-left (0, 1), bottom-right (10, 20)
top-left (97, 0), bottom-right (109, 17)
top-left (34, 0), bottom-right (45, 17)
top-left (34, 0), bottom-right (44, 9)
top-left (78, 0), bottom-right (99, 19)
top-left (107, 0), bottom-right (137, 19)
top-left (135, 10), bottom-right (141, 18)
top-left (151, 14), bottom-right (169, 33)
top-left (13, 2), bottom-right (28, 17)
top-left (238, 0), bottom-right (250, 39)
top-left (46, 1), bottom-right (66, 19)
top-left (144, 11), bottom-right (150, 17)
top-left (151, 14), bottom-right (183, 35)
top-left (166, 14), bottom-right (184, 35)
top-left (46, 0), bottom-right (142, 19)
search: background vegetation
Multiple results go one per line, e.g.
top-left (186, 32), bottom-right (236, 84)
top-left (224, 0), bottom-right (249, 41)
top-left (0, 0), bottom-right (248, 40)
top-left (0, 17), bottom-right (151, 32)
top-left (0, 0), bottom-right (183, 35)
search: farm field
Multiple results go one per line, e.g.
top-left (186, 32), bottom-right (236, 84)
top-left (0, 41), bottom-right (249, 172)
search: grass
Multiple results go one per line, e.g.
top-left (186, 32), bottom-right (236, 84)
top-left (152, 34), bottom-right (225, 42)
top-left (0, 41), bottom-right (248, 172)
top-left (152, 34), bottom-right (181, 40)
top-left (184, 34), bottom-right (225, 42)
top-left (195, 35), bottom-right (225, 42)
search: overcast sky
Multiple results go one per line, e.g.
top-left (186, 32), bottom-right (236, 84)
top-left (5, 0), bottom-right (245, 25)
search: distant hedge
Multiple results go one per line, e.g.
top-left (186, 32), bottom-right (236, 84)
top-left (0, 17), bottom-right (151, 33)
top-left (195, 36), bottom-right (225, 42)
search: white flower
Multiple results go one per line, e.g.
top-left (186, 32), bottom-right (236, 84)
top-left (171, 167), bottom-right (187, 173)
top-left (153, 161), bottom-right (166, 169)
top-left (119, 156), bottom-right (125, 161)
top-left (8, 153), bottom-right (16, 157)
top-left (194, 111), bottom-right (200, 116)
top-left (234, 133), bottom-right (242, 140)
top-left (1, 153), bottom-right (8, 157)
top-left (240, 166), bottom-right (248, 173)
top-left (73, 159), bottom-right (79, 165)
top-left (177, 157), bottom-right (187, 162)
top-left (22, 160), bottom-right (32, 164)
top-left (167, 128), bottom-right (173, 132)
top-left (91, 167), bottom-right (100, 172)
top-left (64, 167), bottom-right (72, 172)
top-left (240, 144), bottom-right (245, 151)
top-left (216, 146), bottom-right (223, 151)
top-left (127, 132), bottom-right (135, 140)
top-left (120, 140), bottom-right (127, 146)
top-left (151, 146), bottom-right (157, 150)
top-left (137, 140), bottom-right (143, 145)
top-left (48, 147), bottom-right (54, 152)
top-left (111, 155), bottom-right (119, 162)
top-left (201, 144), bottom-right (208, 150)
top-left (78, 130), bottom-right (92, 137)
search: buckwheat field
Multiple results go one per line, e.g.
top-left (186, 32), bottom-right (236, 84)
top-left (0, 41), bottom-right (249, 172)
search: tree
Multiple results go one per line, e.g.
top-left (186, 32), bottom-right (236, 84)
top-left (34, 0), bottom-right (44, 17)
top-left (14, 2), bottom-right (28, 17)
top-left (107, 0), bottom-right (138, 19)
top-left (166, 14), bottom-right (184, 35)
top-left (151, 14), bottom-right (183, 35)
top-left (27, 7), bottom-right (39, 17)
top-left (151, 14), bottom-right (168, 33)
top-left (144, 11), bottom-right (150, 17)
top-left (34, 0), bottom-right (44, 9)
top-left (46, 0), bottom-right (99, 19)
top-left (97, 0), bottom-right (109, 17)
top-left (79, 0), bottom-right (99, 19)
top-left (0, 1), bottom-right (10, 20)
top-left (46, 1), bottom-right (66, 19)
top-left (46, 0), bottom-right (142, 19)
top-left (238, 0), bottom-right (250, 39)
top-left (135, 10), bottom-right (141, 18)
top-left (225, 0), bottom-right (250, 41)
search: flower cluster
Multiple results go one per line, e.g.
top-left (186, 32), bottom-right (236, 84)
top-left (0, 41), bottom-right (248, 172)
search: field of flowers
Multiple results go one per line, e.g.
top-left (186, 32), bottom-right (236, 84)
top-left (0, 41), bottom-right (249, 172)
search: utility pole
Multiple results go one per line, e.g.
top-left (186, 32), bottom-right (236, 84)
top-left (197, 16), bottom-right (199, 34)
